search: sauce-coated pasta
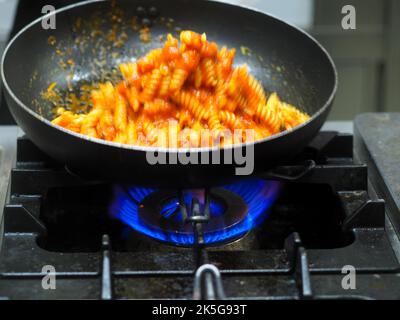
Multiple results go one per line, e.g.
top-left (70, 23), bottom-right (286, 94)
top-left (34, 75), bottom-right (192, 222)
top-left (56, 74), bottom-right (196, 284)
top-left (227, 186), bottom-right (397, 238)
top-left (52, 30), bottom-right (310, 147)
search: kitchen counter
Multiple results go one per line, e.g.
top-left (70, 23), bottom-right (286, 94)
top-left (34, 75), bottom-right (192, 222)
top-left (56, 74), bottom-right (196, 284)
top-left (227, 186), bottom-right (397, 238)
top-left (0, 126), bottom-right (21, 249)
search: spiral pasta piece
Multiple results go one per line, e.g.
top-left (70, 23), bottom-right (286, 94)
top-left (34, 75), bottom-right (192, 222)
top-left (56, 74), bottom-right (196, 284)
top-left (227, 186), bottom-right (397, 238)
top-left (124, 86), bottom-right (140, 112)
top-left (158, 74), bottom-right (171, 98)
top-left (114, 91), bottom-right (128, 132)
top-left (169, 68), bottom-right (189, 93)
top-left (178, 109), bottom-right (192, 129)
top-left (218, 46), bottom-right (235, 76)
top-left (99, 82), bottom-right (115, 109)
top-left (219, 110), bottom-right (241, 130)
top-left (140, 68), bottom-right (163, 102)
top-left (96, 109), bottom-right (115, 141)
top-left (81, 109), bottom-right (102, 138)
top-left (200, 58), bottom-right (218, 87)
top-left (280, 103), bottom-right (309, 129)
top-left (180, 30), bottom-right (202, 50)
top-left (174, 91), bottom-right (209, 121)
top-left (119, 62), bottom-right (139, 86)
top-left (114, 131), bottom-right (127, 144)
top-left (201, 41), bottom-right (218, 58)
top-left (169, 50), bottom-right (200, 93)
top-left (126, 121), bottom-right (137, 144)
top-left (137, 48), bottom-right (163, 73)
top-left (208, 113), bottom-right (223, 132)
top-left (244, 74), bottom-right (267, 109)
top-left (143, 99), bottom-right (175, 116)
top-left (255, 92), bottom-right (282, 134)
top-left (194, 66), bottom-right (203, 89)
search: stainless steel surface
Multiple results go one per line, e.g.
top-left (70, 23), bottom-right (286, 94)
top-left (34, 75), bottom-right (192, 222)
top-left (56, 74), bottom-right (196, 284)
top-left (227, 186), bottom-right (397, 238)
top-left (322, 121), bottom-right (353, 133)
top-left (0, 125), bottom-right (21, 250)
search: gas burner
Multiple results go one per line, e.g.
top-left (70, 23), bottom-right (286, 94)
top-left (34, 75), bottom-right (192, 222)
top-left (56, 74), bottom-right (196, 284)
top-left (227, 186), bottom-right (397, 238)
top-left (110, 179), bottom-right (281, 246)
top-left (3, 132), bottom-right (400, 299)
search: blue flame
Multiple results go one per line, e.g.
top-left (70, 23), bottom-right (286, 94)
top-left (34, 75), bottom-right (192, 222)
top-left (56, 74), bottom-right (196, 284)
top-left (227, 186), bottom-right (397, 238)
top-left (110, 179), bottom-right (281, 246)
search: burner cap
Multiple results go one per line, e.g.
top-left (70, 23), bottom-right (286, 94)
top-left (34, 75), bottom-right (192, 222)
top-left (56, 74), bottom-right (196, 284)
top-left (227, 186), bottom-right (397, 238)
top-left (138, 188), bottom-right (248, 246)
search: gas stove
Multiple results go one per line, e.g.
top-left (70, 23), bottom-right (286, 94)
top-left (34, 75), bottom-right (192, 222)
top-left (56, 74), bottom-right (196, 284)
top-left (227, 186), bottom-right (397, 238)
top-left (0, 114), bottom-right (400, 300)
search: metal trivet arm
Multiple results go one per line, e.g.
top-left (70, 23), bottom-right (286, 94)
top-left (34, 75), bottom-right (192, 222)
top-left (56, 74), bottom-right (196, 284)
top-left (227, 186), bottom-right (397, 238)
top-left (193, 264), bottom-right (226, 300)
top-left (284, 232), bottom-right (313, 299)
top-left (180, 189), bottom-right (226, 299)
top-left (101, 234), bottom-right (113, 300)
top-left (180, 189), bottom-right (210, 266)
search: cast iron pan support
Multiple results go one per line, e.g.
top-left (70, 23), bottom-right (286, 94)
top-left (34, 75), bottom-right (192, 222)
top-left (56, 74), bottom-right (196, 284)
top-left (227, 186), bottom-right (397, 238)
top-left (260, 159), bottom-right (316, 181)
top-left (284, 232), bottom-right (313, 299)
top-left (101, 234), bottom-right (113, 300)
top-left (193, 264), bottom-right (226, 300)
top-left (180, 189), bottom-right (226, 299)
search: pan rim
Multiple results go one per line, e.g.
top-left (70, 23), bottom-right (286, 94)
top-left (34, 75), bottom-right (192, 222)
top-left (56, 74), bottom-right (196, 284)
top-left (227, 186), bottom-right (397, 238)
top-left (0, 0), bottom-right (338, 154)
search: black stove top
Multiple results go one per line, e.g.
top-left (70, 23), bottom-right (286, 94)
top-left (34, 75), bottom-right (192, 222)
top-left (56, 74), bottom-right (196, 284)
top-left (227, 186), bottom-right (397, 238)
top-left (0, 128), bottom-right (400, 300)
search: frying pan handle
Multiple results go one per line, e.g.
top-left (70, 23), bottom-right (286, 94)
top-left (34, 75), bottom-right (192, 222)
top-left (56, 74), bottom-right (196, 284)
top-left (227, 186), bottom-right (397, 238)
top-left (260, 160), bottom-right (316, 181)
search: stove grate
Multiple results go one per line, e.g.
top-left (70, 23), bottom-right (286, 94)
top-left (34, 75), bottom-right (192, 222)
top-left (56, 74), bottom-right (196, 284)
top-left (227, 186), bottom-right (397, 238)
top-left (1, 133), bottom-right (400, 300)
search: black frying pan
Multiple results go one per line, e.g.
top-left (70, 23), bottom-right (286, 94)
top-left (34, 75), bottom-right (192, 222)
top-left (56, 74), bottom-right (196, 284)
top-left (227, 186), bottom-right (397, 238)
top-left (1, 0), bottom-right (337, 187)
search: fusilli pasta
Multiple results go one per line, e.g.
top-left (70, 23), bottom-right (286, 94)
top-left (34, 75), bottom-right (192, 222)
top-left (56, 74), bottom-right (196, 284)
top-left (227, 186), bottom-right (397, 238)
top-left (51, 30), bottom-right (310, 148)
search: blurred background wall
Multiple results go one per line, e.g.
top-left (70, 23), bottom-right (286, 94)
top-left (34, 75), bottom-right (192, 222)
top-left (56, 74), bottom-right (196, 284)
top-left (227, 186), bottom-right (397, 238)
top-left (225, 0), bottom-right (400, 119)
top-left (0, 0), bottom-right (399, 121)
